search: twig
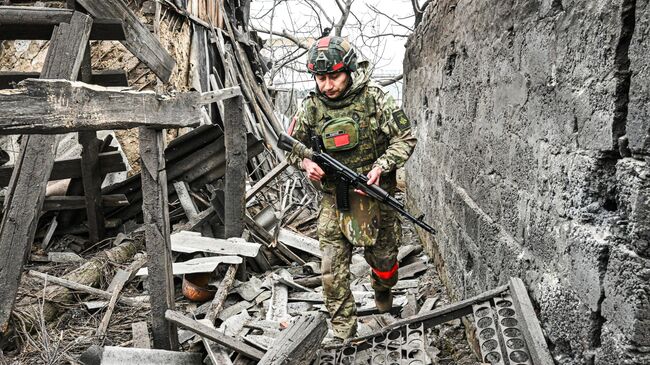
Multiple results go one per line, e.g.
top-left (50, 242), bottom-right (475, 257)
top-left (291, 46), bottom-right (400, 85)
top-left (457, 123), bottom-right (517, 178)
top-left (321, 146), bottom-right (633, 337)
top-left (378, 74), bottom-right (404, 86)
top-left (96, 255), bottom-right (147, 338)
top-left (367, 4), bottom-right (413, 31)
top-left (252, 26), bottom-right (310, 49)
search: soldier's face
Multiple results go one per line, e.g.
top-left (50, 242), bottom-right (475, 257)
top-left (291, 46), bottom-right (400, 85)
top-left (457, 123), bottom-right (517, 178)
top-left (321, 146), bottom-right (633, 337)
top-left (315, 71), bottom-right (349, 99)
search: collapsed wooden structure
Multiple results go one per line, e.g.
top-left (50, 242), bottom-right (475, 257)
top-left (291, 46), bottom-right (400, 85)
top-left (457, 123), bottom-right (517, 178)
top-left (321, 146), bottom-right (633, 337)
top-left (0, 0), bottom-right (252, 349)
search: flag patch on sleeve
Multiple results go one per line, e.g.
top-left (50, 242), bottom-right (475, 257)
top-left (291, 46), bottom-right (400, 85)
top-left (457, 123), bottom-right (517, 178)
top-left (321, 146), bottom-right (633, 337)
top-left (392, 109), bottom-right (411, 131)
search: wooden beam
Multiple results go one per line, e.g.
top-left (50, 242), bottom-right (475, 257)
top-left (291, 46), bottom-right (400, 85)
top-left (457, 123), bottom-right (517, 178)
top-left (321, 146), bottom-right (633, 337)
top-left (74, 0), bottom-right (176, 81)
top-left (205, 264), bottom-right (238, 324)
top-left (0, 11), bottom-right (93, 335)
top-left (139, 127), bottom-right (178, 350)
top-left (245, 160), bottom-right (288, 202)
top-left (224, 95), bottom-right (246, 239)
top-left (509, 277), bottom-right (554, 365)
top-left (27, 270), bottom-right (146, 307)
top-left (258, 313), bottom-right (327, 365)
top-left (0, 151), bottom-right (125, 187)
top-left (165, 310), bottom-right (265, 361)
top-left (0, 195), bottom-right (128, 211)
top-left (0, 70), bottom-right (129, 89)
top-left (0, 80), bottom-right (232, 134)
top-left (78, 40), bottom-right (106, 243)
top-left (79, 131), bottom-right (106, 242)
top-left (0, 6), bottom-right (126, 40)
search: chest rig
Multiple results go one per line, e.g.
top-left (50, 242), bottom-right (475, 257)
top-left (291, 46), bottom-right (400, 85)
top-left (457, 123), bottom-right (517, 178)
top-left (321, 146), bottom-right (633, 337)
top-left (308, 87), bottom-right (389, 192)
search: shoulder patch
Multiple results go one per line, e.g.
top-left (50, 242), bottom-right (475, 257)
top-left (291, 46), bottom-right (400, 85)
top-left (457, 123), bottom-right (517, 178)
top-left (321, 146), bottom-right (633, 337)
top-left (392, 109), bottom-right (411, 131)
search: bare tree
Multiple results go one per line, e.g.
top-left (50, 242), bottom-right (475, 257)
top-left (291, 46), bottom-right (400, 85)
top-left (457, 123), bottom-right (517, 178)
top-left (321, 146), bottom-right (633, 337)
top-left (410, 0), bottom-right (435, 27)
top-left (250, 0), bottom-right (419, 89)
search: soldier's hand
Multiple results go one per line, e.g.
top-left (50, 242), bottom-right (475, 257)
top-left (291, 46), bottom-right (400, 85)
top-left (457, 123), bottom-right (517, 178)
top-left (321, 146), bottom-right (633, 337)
top-left (303, 158), bottom-right (325, 181)
top-left (355, 166), bottom-right (382, 196)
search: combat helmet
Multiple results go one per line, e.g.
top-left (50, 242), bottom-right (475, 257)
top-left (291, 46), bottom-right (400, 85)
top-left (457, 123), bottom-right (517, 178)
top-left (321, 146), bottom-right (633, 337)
top-left (307, 36), bottom-right (358, 75)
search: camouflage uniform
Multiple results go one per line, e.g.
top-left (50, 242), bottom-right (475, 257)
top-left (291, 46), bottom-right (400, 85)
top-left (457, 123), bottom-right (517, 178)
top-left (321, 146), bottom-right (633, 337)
top-left (288, 60), bottom-right (416, 339)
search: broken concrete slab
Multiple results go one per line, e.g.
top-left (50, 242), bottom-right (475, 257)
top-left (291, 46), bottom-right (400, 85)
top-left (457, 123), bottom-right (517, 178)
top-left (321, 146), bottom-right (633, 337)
top-left (266, 270), bottom-right (292, 322)
top-left (232, 276), bottom-right (265, 301)
top-left (79, 345), bottom-right (202, 365)
top-left (131, 322), bottom-right (151, 349)
top-left (136, 256), bottom-right (242, 277)
top-left (276, 228), bottom-right (321, 258)
top-left (171, 231), bottom-right (261, 257)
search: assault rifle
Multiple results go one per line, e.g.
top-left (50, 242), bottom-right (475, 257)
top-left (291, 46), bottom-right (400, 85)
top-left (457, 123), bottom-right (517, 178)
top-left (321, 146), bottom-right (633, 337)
top-left (278, 132), bottom-right (436, 235)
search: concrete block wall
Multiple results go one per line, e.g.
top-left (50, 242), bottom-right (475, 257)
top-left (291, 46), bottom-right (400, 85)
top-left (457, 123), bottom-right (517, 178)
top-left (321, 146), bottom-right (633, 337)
top-left (402, 0), bottom-right (649, 363)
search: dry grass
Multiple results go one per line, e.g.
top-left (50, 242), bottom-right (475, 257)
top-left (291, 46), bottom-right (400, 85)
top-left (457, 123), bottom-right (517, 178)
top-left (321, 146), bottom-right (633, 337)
top-left (3, 247), bottom-right (152, 365)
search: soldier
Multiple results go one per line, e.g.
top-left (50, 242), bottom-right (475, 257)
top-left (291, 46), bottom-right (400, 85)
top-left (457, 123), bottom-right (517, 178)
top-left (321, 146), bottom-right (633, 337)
top-left (287, 36), bottom-right (417, 341)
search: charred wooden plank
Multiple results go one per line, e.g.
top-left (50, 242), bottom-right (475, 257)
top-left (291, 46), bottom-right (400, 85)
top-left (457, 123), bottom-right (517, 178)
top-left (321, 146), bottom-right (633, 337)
top-left (258, 313), bottom-right (327, 365)
top-left (0, 6), bottom-right (125, 40)
top-left (224, 95), bottom-right (247, 239)
top-left (79, 131), bottom-right (105, 242)
top-left (0, 151), bottom-right (125, 187)
top-left (57, 135), bottom-right (119, 233)
top-left (0, 11), bottom-right (92, 335)
top-left (165, 310), bottom-right (265, 361)
top-left (139, 127), bottom-right (178, 350)
top-left (74, 0), bottom-right (176, 81)
top-left (0, 70), bottom-right (129, 89)
top-left (0, 81), bottom-right (243, 134)
top-left (0, 195), bottom-right (128, 211)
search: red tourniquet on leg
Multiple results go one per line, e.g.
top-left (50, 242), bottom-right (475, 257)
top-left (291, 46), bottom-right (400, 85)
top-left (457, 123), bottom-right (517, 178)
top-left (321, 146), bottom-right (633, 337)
top-left (372, 262), bottom-right (399, 280)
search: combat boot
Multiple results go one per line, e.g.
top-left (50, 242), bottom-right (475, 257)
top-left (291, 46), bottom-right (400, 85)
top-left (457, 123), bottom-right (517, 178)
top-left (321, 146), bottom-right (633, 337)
top-left (374, 289), bottom-right (393, 313)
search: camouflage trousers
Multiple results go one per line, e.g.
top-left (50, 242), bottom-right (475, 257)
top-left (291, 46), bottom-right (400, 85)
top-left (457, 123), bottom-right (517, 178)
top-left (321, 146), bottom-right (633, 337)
top-left (318, 194), bottom-right (401, 339)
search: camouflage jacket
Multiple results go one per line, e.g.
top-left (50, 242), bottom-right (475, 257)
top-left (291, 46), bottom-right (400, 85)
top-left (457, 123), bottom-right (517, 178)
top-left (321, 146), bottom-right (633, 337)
top-left (288, 61), bottom-right (417, 192)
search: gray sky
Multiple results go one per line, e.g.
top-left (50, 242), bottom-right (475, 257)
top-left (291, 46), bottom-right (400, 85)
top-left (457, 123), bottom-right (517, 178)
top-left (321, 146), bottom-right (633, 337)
top-left (250, 0), bottom-right (417, 101)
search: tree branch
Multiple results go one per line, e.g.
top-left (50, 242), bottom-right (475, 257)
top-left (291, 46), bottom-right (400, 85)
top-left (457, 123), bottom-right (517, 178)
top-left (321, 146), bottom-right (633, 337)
top-left (303, 0), bottom-right (335, 28)
top-left (270, 49), bottom-right (309, 80)
top-left (365, 33), bottom-right (409, 39)
top-left (378, 74), bottom-right (403, 87)
top-left (413, 0), bottom-right (435, 27)
top-left (334, 0), bottom-right (345, 13)
top-left (334, 0), bottom-right (354, 36)
top-left (410, 0), bottom-right (422, 13)
top-left (367, 4), bottom-right (413, 32)
top-left (252, 26), bottom-right (311, 50)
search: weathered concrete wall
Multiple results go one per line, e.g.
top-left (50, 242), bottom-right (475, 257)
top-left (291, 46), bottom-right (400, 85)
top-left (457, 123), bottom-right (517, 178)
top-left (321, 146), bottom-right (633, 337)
top-left (403, 0), bottom-right (649, 364)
